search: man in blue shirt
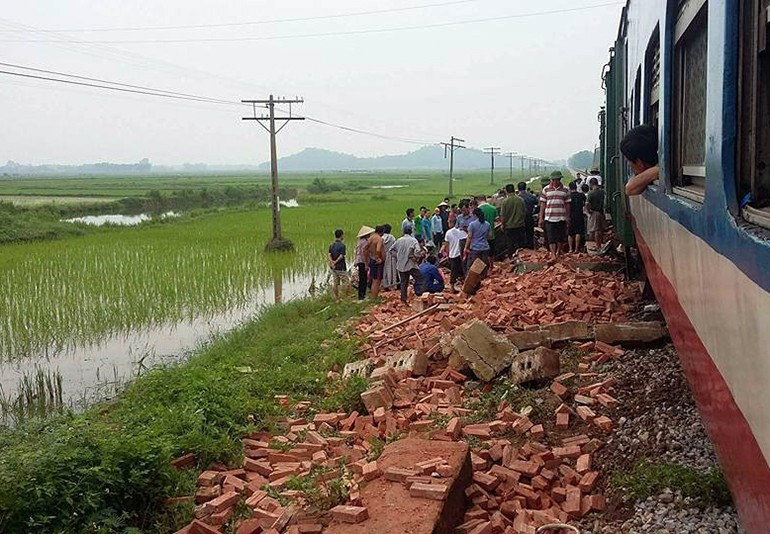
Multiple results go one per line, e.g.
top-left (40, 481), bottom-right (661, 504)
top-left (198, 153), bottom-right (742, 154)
top-left (328, 229), bottom-right (349, 300)
top-left (414, 255), bottom-right (445, 295)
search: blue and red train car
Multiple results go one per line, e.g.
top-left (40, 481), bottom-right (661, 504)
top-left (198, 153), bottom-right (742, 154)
top-left (600, 1), bottom-right (770, 531)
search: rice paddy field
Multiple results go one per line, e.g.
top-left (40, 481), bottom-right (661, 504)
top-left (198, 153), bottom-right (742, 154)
top-left (0, 169), bottom-right (545, 421)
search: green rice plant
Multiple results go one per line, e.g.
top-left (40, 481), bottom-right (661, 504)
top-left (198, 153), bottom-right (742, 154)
top-left (0, 367), bottom-right (64, 425)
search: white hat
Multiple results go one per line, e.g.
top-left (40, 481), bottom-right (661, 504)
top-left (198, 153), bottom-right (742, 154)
top-left (357, 225), bottom-right (375, 238)
top-left (437, 201), bottom-right (449, 207)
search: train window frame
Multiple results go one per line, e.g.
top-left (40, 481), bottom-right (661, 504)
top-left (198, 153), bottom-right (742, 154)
top-left (671, 0), bottom-right (709, 202)
top-left (645, 26), bottom-right (661, 127)
top-left (737, 0), bottom-right (770, 230)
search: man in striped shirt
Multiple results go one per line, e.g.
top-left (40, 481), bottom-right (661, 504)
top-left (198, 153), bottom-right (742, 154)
top-left (538, 170), bottom-right (571, 259)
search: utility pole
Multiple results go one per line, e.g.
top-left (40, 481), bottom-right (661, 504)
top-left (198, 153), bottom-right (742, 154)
top-left (520, 155), bottom-right (526, 176)
top-left (242, 95), bottom-right (304, 249)
top-left (440, 136), bottom-right (465, 198)
top-left (503, 152), bottom-right (517, 180)
top-left (484, 147), bottom-right (501, 186)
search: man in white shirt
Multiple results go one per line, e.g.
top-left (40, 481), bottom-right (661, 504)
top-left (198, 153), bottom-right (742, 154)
top-left (589, 168), bottom-right (603, 186)
top-left (442, 220), bottom-right (467, 291)
top-left (391, 226), bottom-right (425, 303)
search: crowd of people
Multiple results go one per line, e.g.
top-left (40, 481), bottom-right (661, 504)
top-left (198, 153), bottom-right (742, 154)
top-left (327, 171), bottom-right (608, 303)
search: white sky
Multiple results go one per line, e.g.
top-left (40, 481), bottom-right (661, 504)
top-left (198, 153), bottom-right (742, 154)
top-left (0, 0), bottom-right (623, 165)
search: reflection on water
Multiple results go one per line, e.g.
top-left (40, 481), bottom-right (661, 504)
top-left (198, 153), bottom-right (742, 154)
top-left (64, 212), bottom-right (179, 226)
top-left (371, 185), bottom-right (407, 189)
top-left (0, 269), bottom-right (321, 409)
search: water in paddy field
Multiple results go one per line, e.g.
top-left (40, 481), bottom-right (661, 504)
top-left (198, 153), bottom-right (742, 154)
top-left (0, 268), bottom-right (320, 419)
top-left (63, 212), bottom-right (180, 226)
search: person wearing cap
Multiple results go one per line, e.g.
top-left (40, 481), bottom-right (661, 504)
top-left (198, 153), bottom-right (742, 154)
top-left (538, 171), bottom-right (571, 259)
top-left (392, 226), bottom-right (425, 303)
top-left (355, 225), bottom-right (374, 300)
top-left (589, 167), bottom-right (603, 186)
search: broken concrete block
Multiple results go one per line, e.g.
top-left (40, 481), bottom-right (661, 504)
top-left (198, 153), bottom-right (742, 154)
top-left (510, 347), bottom-right (560, 385)
top-left (507, 330), bottom-right (552, 350)
top-left (343, 359), bottom-right (376, 380)
top-left (384, 349), bottom-right (428, 377)
top-left (540, 320), bottom-right (590, 342)
top-left (449, 320), bottom-right (517, 382)
top-left (462, 258), bottom-right (488, 295)
top-left (594, 321), bottom-right (668, 345)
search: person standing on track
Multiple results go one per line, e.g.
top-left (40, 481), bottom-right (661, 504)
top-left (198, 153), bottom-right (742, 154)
top-left (476, 195), bottom-right (499, 269)
top-left (587, 177), bottom-right (606, 251)
top-left (538, 171), bottom-right (571, 259)
top-left (381, 224), bottom-right (399, 291)
top-left (328, 229), bottom-right (350, 301)
top-left (517, 182), bottom-right (538, 249)
top-left (365, 225), bottom-right (385, 298)
top-left (431, 207), bottom-right (444, 250)
top-left (442, 219), bottom-right (466, 292)
top-left (568, 181), bottom-right (587, 253)
top-left (501, 183), bottom-right (526, 258)
top-left (464, 207), bottom-right (493, 272)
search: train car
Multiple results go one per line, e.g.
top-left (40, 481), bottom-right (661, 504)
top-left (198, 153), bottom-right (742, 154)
top-left (600, 1), bottom-right (770, 532)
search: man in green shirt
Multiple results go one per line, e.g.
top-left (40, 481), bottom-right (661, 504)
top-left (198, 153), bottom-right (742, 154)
top-left (500, 184), bottom-right (526, 258)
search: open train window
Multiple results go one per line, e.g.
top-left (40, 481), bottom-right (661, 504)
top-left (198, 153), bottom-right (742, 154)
top-left (645, 27), bottom-right (661, 127)
top-left (672, 0), bottom-right (708, 202)
top-left (738, 0), bottom-right (770, 229)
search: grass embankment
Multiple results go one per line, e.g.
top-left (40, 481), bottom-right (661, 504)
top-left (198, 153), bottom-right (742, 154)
top-left (0, 296), bottom-right (369, 533)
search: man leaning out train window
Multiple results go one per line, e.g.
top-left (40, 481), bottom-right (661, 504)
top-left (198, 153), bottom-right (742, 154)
top-left (620, 124), bottom-right (660, 196)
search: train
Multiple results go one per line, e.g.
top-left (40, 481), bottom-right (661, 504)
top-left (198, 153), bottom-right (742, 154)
top-left (599, 1), bottom-right (770, 532)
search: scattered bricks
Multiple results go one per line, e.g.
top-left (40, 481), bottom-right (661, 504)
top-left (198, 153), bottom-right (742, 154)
top-left (583, 438), bottom-right (604, 454)
top-left (360, 385), bottom-right (393, 413)
top-left (559, 465), bottom-right (581, 485)
top-left (550, 381), bottom-right (568, 398)
top-left (529, 424), bottom-right (545, 439)
top-left (594, 321), bottom-right (667, 345)
top-left (209, 506), bottom-right (234, 526)
top-left (305, 431), bottom-right (328, 447)
top-left (189, 519), bottom-right (223, 534)
top-left (531, 475), bottom-right (549, 491)
top-left (579, 471), bottom-right (599, 493)
top-left (472, 472), bottom-right (500, 492)
top-left (462, 258), bottom-right (488, 295)
top-left (551, 487), bottom-right (567, 504)
top-left (362, 461), bottom-right (382, 481)
top-left (207, 491), bottom-right (240, 515)
top-left (552, 445), bottom-right (582, 459)
top-left (472, 453), bottom-right (489, 472)
top-left (385, 349), bottom-right (429, 377)
top-left (223, 475), bottom-right (247, 493)
top-left (574, 394), bottom-right (596, 405)
top-left (563, 486), bottom-right (582, 516)
top-left (449, 320), bottom-right (518, 382)
top-left (555, 403), bottom-right (574, 415)
top-left (447, 417), bottom-right (462, 439)
top-left (330, 505), bottom-right (369, 524)
top-left (556, 412), bottom-right (570, 430)
top-left (410, 482), bottom-right (450, 501)
top-left (437, 464), bottom-right (455, 478)
top-left (410, 420), bottom-right (433, 432)
top-left (244, 490), bottom-right (267, 509)
top-left (511, 417), bottom-right (534, 435)
top-left (576, 406), bottom-right (596, 422)
top-left (467, 521), bottom-right (493, 534)
top-left (562, 434), bottom-right (590, 446)
top-left (554, 372), bottom-right (576, 383)
top-left (464, 424), bottom-right (493, 439)
top-left (576, 454), bottom-right (592, 474)
top-left (509, 460), bottom-right (540, 477)
top-left (596, 393), bottom-right (619, 409)
top-left (342, 359), bottom-right (376, 380)
top-left (235, 518), bottom-right (263, 534)
top-left (594, 415), bottom-right (613, 432)
top-left (510, 347), bottom-right (561, 385)
top-left (297, 525), bottom-right (324, 533)
top-left (588, 493), bottom-right (606, 512)
top-left (384, 466), bottom-right (418, 482)
top-left (172, 453), bottom-right (197, 470)
top-left (415, 457), bottom-right (445, 473)
top-left (197, 471), bottom-right (223, 487)
top-left (195, 486), bottom-right (221, 504)
top-left (594, 340), bottom-right (620, 355)
top-left (540, 320), bottom-right (590, 342)
top-left (489, 465), bottom-right (520, 484)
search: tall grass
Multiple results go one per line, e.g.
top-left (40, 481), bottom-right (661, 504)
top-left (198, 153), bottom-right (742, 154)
top-left (0, 367), bottom-right (64, 425)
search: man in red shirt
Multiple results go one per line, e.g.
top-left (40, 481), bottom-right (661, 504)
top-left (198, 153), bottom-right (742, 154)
top-left (538, 171), bottom-right (571, 259)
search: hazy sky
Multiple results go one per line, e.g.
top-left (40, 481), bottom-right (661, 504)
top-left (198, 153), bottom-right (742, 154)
top-left (0, 0), bottom-right (623, 165)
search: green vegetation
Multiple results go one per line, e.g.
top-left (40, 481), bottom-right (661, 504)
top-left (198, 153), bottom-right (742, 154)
top-left (0, 296), bottom-right (366, 533)
top-left (612, 460), bottom-right (732, 508)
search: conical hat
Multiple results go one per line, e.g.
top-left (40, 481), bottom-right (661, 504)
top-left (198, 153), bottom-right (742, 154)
top-left (357, 225), bottom-right (375, 238)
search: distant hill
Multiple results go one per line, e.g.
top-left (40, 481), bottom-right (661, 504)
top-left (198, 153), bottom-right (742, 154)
top-left (258, 145), bottom-right (516, 172)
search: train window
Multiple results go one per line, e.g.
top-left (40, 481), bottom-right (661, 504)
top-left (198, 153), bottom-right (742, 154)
top-left (738, 0), bottom-right (770, 229)
top-left (633, 68), bottom-right (642, 127)
top-left (672, 0), bottom-right (708, 202)
top-left (645, 27), bottom-right (661, 127)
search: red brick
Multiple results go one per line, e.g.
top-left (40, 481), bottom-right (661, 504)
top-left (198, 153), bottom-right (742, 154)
top-left (576, 405), bottom-right (596, 422)
top-left (197, 470), bottom-right (223, 487)
top-left (447, 417), bottom-right (462, 439)
top-left (509, 460), bottom-right (540, 477)
top-left (172, 453), bottom-right (197, 470)
top-left (383, 466), bottom-right (418, 482)
top-left (579, 471), bottom-right (599, 492)
top-left (529, 424), bottom-right (545, 438)
top-left (589, 494), bottom-right (606, 512)
top-left (594, 415), bottom-right (613, 432)
top-left (207, 491), bottom-right (240, 514)
top-left (361, 461), bottom-right (382, 481)
top-left (552, 445), bottom-right (581, 459)
top-left (550, 381), bottom-right (568, 398)
top-left (556, 412), bottom-right (570, 430)
top-left (576, 454), bottom-right (592, 474)
top-left (467, 521), bottom-right (493, 534)
top-left (563, 486), bottom-right (582, 515)
top-left (472, 472), bottom-right (500, 492)
top-left (330, 505), bottom-right (369, 524)
top-left (409, 482), bottom-right (449, 501)
top-left (235, 519), bottom-right (262, 534)
top-left (189, 520), bottom-right (222, 534)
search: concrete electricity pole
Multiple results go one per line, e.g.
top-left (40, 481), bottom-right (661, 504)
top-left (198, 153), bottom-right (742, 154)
top-left (484, 147), bottom-right (501, 185)
top-left (504, 152), bottom-right (517, 180)
top-left (440, 136), bottom-right (465, 198)
top-left (242, 95), bottom-right (304, 250)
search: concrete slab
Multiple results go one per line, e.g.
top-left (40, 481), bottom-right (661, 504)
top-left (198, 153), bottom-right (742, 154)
top-left (325, 438), bottom-right (471, 534)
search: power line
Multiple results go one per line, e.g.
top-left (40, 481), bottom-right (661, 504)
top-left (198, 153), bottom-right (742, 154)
top-left (0, 0), bottom-right (484, 33)
top-left (0, 61), bottom-right (247, 107)
top-left (0, 3), bottom-right (624, 44)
